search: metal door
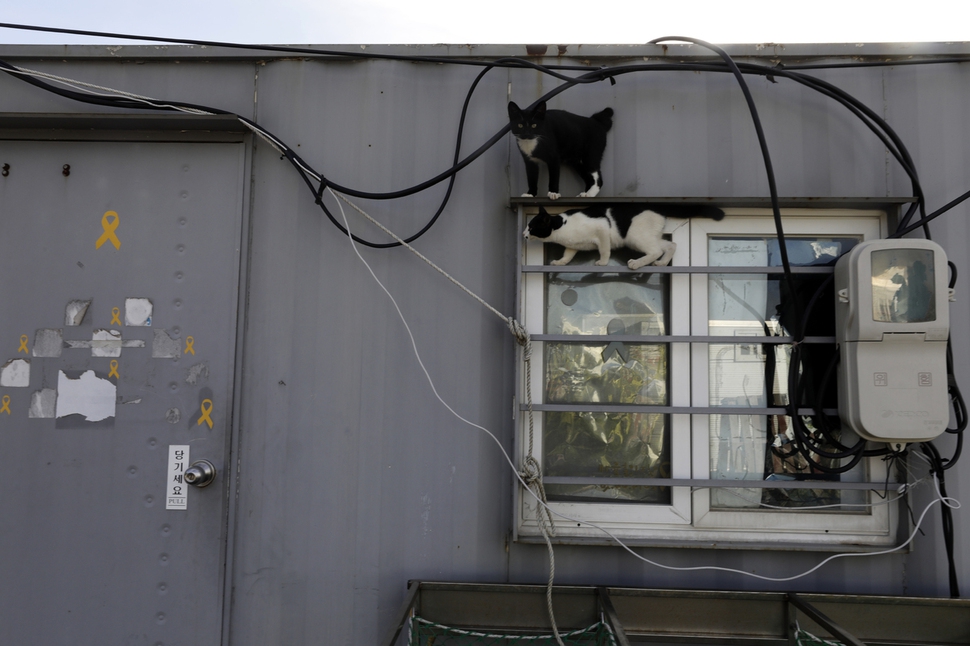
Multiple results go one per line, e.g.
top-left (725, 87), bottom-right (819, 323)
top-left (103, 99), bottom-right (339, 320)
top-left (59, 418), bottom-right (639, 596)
top-left (0, 135), bottom-right (247, 645)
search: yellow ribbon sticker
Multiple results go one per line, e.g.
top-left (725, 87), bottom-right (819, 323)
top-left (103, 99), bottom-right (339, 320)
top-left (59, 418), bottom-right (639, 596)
top-left (108, 360), bottom-right (119, 379)
top-left (0, 395), bottom-right (10, 415)
top-left (95, 211), bottom-right (122, 250)
top-left (185, 336), bottom-right (196, 355)
top-left (197, 398), bottom-right (213, 429)
top-left (17, 334), bottom-right (29, 354)
top-left (110, 307), bottom-right (121, 326)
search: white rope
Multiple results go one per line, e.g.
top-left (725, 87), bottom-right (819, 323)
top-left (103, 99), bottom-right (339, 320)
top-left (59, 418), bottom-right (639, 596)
top-left (3, 64), bottom-right (213, 114)
top-left (1, 63), bottom-right (300, 163)
top-left (329, 189), bottom-right (562, 643)
top-left (516, 332), bottom-right (561, 645)
top-left (332, 191), bottom-right (518, 331)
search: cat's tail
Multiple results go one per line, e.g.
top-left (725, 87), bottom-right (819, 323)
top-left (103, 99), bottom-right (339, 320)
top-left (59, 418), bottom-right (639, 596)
top-left (591, 107), bottom-right (614, 131)
top-left (695, 205), bottom-right (725, 221)
top-left (652, 204), bottom-right (725, 221)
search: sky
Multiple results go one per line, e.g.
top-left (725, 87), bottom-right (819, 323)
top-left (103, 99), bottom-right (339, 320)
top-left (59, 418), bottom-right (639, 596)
top-left (0, 0), bottom-right (965, 46)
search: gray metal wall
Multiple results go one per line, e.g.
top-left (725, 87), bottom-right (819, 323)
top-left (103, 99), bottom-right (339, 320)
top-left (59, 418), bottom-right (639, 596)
top-left (0, 42), bottom-right (967, 645)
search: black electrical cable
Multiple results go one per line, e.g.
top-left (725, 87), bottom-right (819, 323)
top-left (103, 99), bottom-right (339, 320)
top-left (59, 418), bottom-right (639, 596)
top-left (785, 347), bottom-right (868, 472)
top-left (0, 21), bottom-right (950, 228)
top-left (0, 23), bottom-right (948, 274)
top-left (779, 57), bottom-right (970, 71)
top-left (0, 21), bottom-right (587, 71)
top-left (0, 22), bottom-right (937, 211)
top-left (312, 63), bottom-right (497, 247)
top-left (320, 57), bottom-right (612, 201)
top-left (920, 442), bottom-right (960, 598)
top-left (4, 21), bottom-right (970, 72)
top-left (946, 330), bottom-right (970, 446)
top-left (788, 269), bottom-right (893, 463)
top-left (2, 55), bottom-right (933, 237)
top-left (891, 187), bottom-right (970, 239)
top-left (0, 22), bottom-right (940, 217)
top-left (651, 37), bottom-right (800, 330)
top-left (645, 38), bottom-right (881, 472)
top-left (651, 40), bottom-right (868, 475)
top-left (0, 26), bottom-right (953, 249)
top-left (778, 271), bottom-right (896, 471)
top-left (647, 38), bottom-right (855, 471)
top-left (746, 63), bottom-right (928, 237)
top-left (0, 57), bottom-right (518, 247)
top-left (739, 56), bottom-right (954, 463)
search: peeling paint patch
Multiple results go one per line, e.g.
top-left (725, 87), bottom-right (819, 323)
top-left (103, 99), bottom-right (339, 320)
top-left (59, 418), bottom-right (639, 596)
top-left (0, 358), bottom-right (30, 387)
top-left (65, 337), bottom-right (144, 352)
top-left (185, 362), bottom-right (209, 385)
top-left (91, 329), bottom-right (122, 357)
top-left (65, 300), bottom-right (92, 326)
top-left (166, 408), bottom-right (181, 424)
top-left (29, 388), bottom-right (57, 418)
top-left (125, 298), bottom-right (153, 326)
top-left (56, 370), bottom-right (116, 422)
top-left (33, 329), bottom-right (63, 358)
top-left (152, 329), bottom-right (181, 359)
top-left (120, 397), bottom-right (142, 405)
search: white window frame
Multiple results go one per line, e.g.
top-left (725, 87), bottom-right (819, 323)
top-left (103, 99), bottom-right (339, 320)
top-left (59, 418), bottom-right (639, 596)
top-left (517, 212), bottom-right (693, 542)
top-left (515, 204), bottom-right (901, 549)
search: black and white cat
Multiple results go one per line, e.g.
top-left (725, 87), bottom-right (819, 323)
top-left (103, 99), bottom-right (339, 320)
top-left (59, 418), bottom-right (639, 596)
top-left (508, 100), bottom-right (613, 200)
top-left (524, 203), bottom-right (725, 270)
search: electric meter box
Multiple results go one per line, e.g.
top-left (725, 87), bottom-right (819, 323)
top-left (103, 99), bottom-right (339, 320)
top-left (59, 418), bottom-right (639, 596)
top-left (834, 238), bottom-right (951, 443)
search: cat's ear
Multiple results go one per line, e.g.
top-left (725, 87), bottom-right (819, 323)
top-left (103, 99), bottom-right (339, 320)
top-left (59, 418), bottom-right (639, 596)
top-left (534, 101), bottom-right (547, 119)
top-left (536, 206), bottom-right (563, 230)
top-left (508, 102), bottom-right (521, 119)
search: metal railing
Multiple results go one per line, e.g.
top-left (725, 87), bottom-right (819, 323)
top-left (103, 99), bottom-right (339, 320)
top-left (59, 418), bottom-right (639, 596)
top-left (385, 581), bottom-right (970, 646)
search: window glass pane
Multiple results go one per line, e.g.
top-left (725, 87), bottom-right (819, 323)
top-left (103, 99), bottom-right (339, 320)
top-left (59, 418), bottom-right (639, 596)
top-left (543, 341), bottom-right (669, 505)
top-left (708, 237), bottom-right (851, 333)
top-left (709, 412), bottom-right (864, 508)
top-left (546, 343), bottom-right (666, 405)
top-left (542, 246), bottom-right (670, 504)
top-left (708, 236), bottom-right (866, 509)
top-left (543, 411), bottom-right (670, 504)
top-left (872, 248), bottom-right (936, 323)
top-left (545, 249), bottom-right (666, 335)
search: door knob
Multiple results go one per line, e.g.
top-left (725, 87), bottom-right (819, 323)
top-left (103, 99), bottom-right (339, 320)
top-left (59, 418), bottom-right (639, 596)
top-left (184, 460), bottom-right (217, 488)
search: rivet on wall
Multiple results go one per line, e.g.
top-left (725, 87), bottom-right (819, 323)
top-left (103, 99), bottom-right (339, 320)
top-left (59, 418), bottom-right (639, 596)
top-left (62, 164), bottom-right (70, 176)
top-left (2, 163), bottom-right (9, 177)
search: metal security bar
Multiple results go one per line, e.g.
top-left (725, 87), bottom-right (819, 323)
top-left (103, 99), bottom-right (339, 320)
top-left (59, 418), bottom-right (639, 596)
top-left (522, 265), bottom-right (837, 273)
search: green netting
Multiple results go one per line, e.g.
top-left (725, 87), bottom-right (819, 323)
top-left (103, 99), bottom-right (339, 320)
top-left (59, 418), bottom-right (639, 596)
top-left (408, 617), bottom-right (618, 646)
top-left (795, 628), bottom-right (844, 646)
top-left (409, 618), bottom-right (841, 646)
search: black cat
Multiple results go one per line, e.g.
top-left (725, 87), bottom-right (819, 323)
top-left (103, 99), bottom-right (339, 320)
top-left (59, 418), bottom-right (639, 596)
top-left (508, 100), bottom-right (613, 200)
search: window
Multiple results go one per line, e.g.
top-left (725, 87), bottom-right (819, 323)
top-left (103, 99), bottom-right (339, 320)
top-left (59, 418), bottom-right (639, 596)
top-left (515, 204), bottom-right (899, 548)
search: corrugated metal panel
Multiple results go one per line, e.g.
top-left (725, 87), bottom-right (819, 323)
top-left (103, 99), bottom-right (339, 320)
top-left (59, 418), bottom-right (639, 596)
top-left (0, 43), bottom-right (967, 645)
